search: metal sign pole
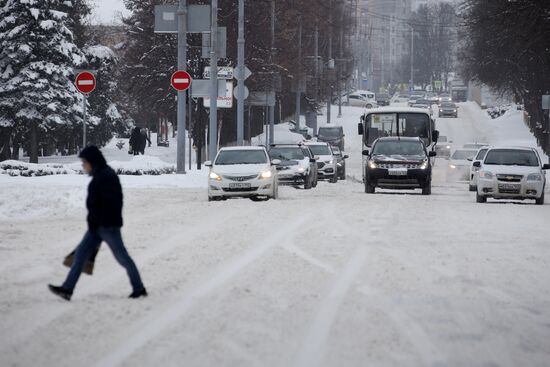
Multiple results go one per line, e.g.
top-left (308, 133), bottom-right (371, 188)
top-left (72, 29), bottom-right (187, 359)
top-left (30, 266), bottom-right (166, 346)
top-left (176, 0), bottom-right (188, 174)
top-left (82, 94), bottom-right (87, 148)
top-left (209, 0), bottom-right (219, 161)
top-left (236, 0), bottom-right (245, 146)
top-left (295, 16), bottom-right (302, 130)
top-left (269, 0), bottom-right (275, 145)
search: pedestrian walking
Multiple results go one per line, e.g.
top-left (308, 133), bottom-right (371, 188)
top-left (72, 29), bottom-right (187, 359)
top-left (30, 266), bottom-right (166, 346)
top-left (139, 128), bottom-right (151, 155)
top-left (129, 127), bottom-right (141, 155)
top-left (48, 146), bottom-right (147, 301)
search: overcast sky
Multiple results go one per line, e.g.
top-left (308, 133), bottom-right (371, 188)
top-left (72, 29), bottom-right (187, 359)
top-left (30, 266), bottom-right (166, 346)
top-left (90, 0), bottom-right (129, 24)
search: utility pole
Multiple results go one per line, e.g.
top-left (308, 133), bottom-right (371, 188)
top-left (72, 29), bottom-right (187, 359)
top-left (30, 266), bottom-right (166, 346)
top-left (337, 3), bottom-right (344, 119)
top-left (269, 0), bottom-right (275, 145)
top-left (295, 15), bottom-right (302, 129)
top-left (410, 24), bottom-right (414, 91)
top-left (327, 0), bottom-right (333, 125)
top-left (176, 0), bottom-right (188, 173)
top-left (314, 23), bottom-right (319, 136)
top-left (236, 0), bottom-right (245, 146)
top-left (209, 0), bottom-right (218, 161)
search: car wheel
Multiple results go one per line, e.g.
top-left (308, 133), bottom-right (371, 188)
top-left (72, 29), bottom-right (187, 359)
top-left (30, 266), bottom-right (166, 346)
top-left (469, 184), bottom-right (477, 192)
top-left (476, 192), bottom-right (487, 203)
top-left (329, 174), bottom-right (338, 183)
top-left (365, 182), bottom-right (375, 194)
top-left (535, 192), bottom-right (545, 205)
top-left (422, 184), bottom-right (432, 195)
top-left (208, 196), bottom-right (214, 202)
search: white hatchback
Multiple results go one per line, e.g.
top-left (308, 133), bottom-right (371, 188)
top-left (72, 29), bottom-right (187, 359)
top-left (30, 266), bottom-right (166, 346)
top-left (475, 147), bottom-right (549, 205)
top-left (206, 146), bottom-right (280, 201)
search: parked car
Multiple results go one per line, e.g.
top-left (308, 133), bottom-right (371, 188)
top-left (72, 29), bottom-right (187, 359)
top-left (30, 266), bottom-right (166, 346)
top-left (346, 91), bottom-right (378, 108)
top-left (317, 126), bottom-right (345, 151)
top-left (206, 146), bottom-right (279, 201)
top-left (475, 147), bottom-right (549, 204)
top-left (434, 135), bottom-right (452, 158)
top-left (439, 102), bottom-right (459, 118)
top-left (287, 120), bottom-right (311, 139)
top-left (362, 137), bottom-right (436, 195)
top-left (268, 144), bottom-right (317, 189)
top-left (447, 149), bottom-right (478, 182)
top-left (305, 142), bottom-right (339, 183)
top-left (468, 146), bottom-right (489, 191)
top-left (331, 146), bottom-right (349, 180)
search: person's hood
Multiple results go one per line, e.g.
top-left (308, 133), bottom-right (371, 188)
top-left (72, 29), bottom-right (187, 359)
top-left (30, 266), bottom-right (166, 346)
top-left (79, 146), bottom-right (107, 174)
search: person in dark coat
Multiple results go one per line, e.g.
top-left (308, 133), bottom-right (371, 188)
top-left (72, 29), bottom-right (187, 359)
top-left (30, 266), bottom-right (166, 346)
top-left (139, 128), bottom-right (151, 155)
top-left (48, 146), bottom-right (147, 301)
top-left (129, 127), bottom-right (141, 155)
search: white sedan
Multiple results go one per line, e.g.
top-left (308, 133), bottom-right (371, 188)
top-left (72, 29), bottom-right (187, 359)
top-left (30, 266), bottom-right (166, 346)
top-left (475, 147), bottom-right (549, 205)
top-left (206, 146), bottom-right (280, 202)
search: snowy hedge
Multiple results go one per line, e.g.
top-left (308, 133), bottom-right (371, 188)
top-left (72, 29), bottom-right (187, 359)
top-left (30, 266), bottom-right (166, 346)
top-left (0, 156), bottom-right (176, 177)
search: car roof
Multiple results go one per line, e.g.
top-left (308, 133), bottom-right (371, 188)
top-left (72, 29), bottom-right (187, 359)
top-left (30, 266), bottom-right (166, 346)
top-left (304, 141), bottom-right (329, 146)
top-left (219, 146), bottom-right (266, 151)
top-left (375, 137), bottom-right (422, 142)
top-left (364, 106), bottom-right (432, 115)
top-left (486, 146), bottom-right (537, 152)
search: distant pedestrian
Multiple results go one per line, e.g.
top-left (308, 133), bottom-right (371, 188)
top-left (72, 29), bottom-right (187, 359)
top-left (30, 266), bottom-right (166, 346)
top-left (129, 127), bottom-right (141, 155)
top-left (139, 128), bottom-right (151, 155)
top-left (48, 146), bottom-right (147, 301)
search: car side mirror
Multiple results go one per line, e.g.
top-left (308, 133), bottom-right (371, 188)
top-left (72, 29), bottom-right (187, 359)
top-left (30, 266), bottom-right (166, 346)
top-left (362, 150), bottom-right (369, 156)
top-left (343, 155), bottom-right (349, 159)
top-left (542, 164), bottom-right (550, 170)
top-left (472, 161), bottom-right (481, 168)
top-left (204, 160), bottom-right (212, 167)
top-left (428, 151), bottom-right (437, 157)
top-left (432, 130), bottom-right (440, 143)
top-left (309, 158), bottom-right (316, 163)
top-left (358, 122), bottom-right (364, 135)
top-left (271, 159), bottom-right (281, 166)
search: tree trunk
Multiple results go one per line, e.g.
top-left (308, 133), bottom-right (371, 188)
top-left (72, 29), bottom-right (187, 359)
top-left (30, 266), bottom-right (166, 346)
top-left (29, 121), bottom-right (38, 163)
top-left (11, 135), bottom-right (20, 160)
top-left (0, 127), bottom-right (11, 161)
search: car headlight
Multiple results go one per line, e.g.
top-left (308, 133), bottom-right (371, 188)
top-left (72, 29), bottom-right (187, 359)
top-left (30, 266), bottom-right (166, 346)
top-left (297, 166), bottom-right (306, 173)
top-left (420, 160), bottom-right (429, 170)
top-left (449, 164), bottom-right (456, 169)
top-left (260, 170), bottom-right (272, 179)
top-left (479, 171), bottom-right (494, 179)
top-left (527, 173), bottom-right (542, 181)
top-left (209, 172), bottom-right (222, 181)
top-left (368, 161), bottom-right (378, 169)
top-left (326, 160), bottom-right (334, 165)
top-left (453, 109), bottom-right (457, 112)
top-left (446, 145), bottom-right (451, 149)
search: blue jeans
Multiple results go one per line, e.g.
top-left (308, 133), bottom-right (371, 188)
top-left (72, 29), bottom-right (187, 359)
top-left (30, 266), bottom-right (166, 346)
top-left (63, 227), bottom-right (144, 292)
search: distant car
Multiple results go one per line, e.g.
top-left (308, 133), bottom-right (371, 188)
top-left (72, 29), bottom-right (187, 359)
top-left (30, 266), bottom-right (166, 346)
top-left (363, 137), bottom-right (436, 195)
top-left (331, 146), bottom-right (349, 180)
top-left (408, 93), bottom-right (425, 107)
top-left (434, 135), bottom-right (452, 158)
top-left (475, 147), bottom-right (549, 204)
top-left (469, 146), bottom-right (489, 191)
top-left (287, 120), bottom-right (311, 139)
top-left (439, 94), bottom-right (452, 104)
top-left (412, 103), bottom-right (433, 115)
top-left (269, 144), bottom-right (317, 189)
top-left (376, 93), bottom-right (391, 106)
top-left (463, 143), bottom-right (488, 150)
top-left (439, 102), bottom-right (458, 118)
top-left (447, 149), bottom-right (478, 182)
top-left (347, 91), bottom-right (378, 108)
top-left (317, 126), bottom-right (345, 151)
top-left (392, 94), bottom-right (410, 104)
top-left (426, 93), bottom-right (440, 104)
top-left (346, 93), bottom-right (368, 107)
top-left (415, 99), bottom-right (432, 106)
top-left (305, 142), bottom-right (339, 183)
top-left (206, 146), bottom-right (279, 201)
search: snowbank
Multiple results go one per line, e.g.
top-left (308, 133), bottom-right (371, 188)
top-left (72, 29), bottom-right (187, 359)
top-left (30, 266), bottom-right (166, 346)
top-left (251, 122), bottom-right (307, 145)
top-left (0, 160), bottom-right (78, 176)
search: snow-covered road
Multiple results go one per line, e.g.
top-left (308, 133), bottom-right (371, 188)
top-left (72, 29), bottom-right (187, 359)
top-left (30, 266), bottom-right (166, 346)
top-left (1, 103), bottom-right (549, 367)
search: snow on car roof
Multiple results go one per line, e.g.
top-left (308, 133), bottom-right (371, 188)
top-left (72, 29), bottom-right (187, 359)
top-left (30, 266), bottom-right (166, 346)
top-left (304, 141), bottom-right (329, 146)
top-left (219, 146), bottom-right (266, 151)
top-left (487, 146), bottom-right (536, 151)
top-left (364, 106), bottom-right (432, 115)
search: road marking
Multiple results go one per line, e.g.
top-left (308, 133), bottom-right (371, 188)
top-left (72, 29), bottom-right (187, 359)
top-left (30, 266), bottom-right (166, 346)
top-left (92, 216), bottom-right (310, 367)
top-left (280, 243), bottom-right (336, 275)
top-left (293, 245), bottom-right (369, 367)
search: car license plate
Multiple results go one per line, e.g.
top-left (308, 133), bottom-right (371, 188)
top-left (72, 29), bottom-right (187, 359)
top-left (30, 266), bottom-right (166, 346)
top-left (229, 183), bottom-right (251, 189)
top-left (388, 168), bottom-right (407, 176)
top-left (499, 183), bottom-right (520, 190)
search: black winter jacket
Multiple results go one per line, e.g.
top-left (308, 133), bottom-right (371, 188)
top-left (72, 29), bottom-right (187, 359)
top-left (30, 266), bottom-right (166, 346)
top-left (79, 147), bottom-right (123, 230)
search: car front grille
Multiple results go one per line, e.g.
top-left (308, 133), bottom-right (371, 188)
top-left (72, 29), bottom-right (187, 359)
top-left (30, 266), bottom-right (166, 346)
top-left (222, 187), bottom-right (259, 192)
top-left (498, 185), bottom-right (521, 194)
top-left (223, 174), bottom-right (258, 182)
top-left (496, 174), bottom-right (523, 182)
top-left (377, 163), bottom-right (420, 169)
top-left (317, 162), bottom-right (326, 169)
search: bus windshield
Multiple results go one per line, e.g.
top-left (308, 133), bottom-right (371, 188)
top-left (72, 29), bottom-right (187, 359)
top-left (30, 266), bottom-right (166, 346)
top-left (365, 112), bottom-right (431, 146)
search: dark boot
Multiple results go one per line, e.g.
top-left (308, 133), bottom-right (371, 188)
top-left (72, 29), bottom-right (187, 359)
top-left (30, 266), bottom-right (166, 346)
top-left (129, 288), bottom-right (148, 299)
top-left (48, 285), bottom-right (72, 301)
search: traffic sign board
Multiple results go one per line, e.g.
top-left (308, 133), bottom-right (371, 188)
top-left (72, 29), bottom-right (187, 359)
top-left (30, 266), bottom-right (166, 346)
top-left (171, 71), bottom-right (192, 91)
top-left (75, 72), bottom-right (96, 94)
top-left (203, 66), bottom-right (234, 80)
top-left (234, 66), bottom-right (252, 81)
top-left (233, 86), bottom-right (249, 100)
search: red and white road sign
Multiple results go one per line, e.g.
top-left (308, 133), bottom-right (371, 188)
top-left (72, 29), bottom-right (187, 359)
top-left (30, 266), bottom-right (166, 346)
top-left (75, 71), bottom-right (96, 94)
top-left (171, 70), bottom-right (192, 91)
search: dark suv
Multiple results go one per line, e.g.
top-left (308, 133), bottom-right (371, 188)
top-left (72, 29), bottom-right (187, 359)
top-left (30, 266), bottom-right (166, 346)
top-left (363, 137), bottom-right (436, 195)
top-left (317, 126), bottom-right (345, 151)
top-left (268, 144), bottom-right (318, 189)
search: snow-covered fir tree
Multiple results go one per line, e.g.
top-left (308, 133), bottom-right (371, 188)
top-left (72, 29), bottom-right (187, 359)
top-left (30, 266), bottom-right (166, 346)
top-left (0, 0), bottom-right (85, 162)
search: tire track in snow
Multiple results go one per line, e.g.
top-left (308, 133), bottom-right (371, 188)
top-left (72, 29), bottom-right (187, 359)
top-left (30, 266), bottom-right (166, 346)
top-left (292, 244), bottom-right (369, 367)
top-left (91, 215), bottom-right (312, 367)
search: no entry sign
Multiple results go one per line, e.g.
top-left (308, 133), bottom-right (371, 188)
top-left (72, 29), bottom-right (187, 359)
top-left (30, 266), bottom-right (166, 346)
top-left (171, 71), bottom-right (192, 91)
top-left (75, 71), bottom-right (96, 94)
